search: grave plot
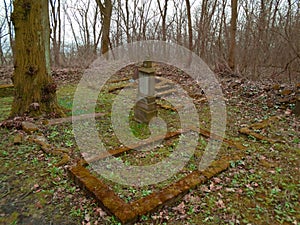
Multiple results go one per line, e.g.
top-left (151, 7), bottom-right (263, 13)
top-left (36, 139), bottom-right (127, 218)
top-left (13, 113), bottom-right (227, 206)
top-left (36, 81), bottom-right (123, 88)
top-left (62, 109), bottom-right (243, 222)
top-left (1, 62), bottom-right (299, 225)
top-left (61, 62), bottom-right (244, 224)
top-left (68, 120), bottom-right (245, 224)
top-left (35, 62), bottom-right (245, 224)
top-left (0, 63), bottom-right (248, 224)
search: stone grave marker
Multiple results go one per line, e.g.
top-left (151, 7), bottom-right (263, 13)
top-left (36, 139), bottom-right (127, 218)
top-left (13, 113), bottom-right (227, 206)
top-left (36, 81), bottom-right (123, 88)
top-left (134, 60), bottom-right (157, 123)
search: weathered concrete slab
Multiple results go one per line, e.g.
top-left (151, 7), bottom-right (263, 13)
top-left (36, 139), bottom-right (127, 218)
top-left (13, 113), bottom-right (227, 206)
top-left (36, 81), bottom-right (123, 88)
top-left (47, 112), bottom-right (106, 125)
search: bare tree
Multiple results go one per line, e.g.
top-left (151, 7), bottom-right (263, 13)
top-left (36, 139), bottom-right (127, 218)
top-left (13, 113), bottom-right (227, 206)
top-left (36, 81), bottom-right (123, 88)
top-left (36, 0), bottom-right (299, 81)
top-left (64, 4), bottom-right (80, 51)
top-left (195, 0), bottom-right (218, 59)
top-left (170, 0), bottom-right (185, 45)
top-left (50, 0), bottom-right (62, 67)
top-left (228, 0), bottom-right (238, 70)
top-left (61, 0), bottom-right (102, 67)
top-left (92, 3), bottom-right (102, 54)
top-left (157, 0), bottom-right (169, 41)
top-left (116, 0), bottom-right (131, 43)
top-left (95, 0), bottom-right (112, 54)
top-left (3, 0), bottom-right (14, 62)
top-left (0, 14), bottom-right (8, 65)
top-left (185, 0), bottom-right (193, 51)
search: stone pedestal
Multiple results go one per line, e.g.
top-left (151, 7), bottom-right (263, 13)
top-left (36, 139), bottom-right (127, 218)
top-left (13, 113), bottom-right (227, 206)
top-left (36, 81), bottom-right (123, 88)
top-left (134, 60), bottom-right (157, 123)
top-left (134, 97), bottom-right (157, 123)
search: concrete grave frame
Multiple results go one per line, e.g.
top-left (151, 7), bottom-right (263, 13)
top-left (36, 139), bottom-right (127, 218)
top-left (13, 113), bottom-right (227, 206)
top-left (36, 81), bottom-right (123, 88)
top-left (68, 127), bottom-right (246, 224)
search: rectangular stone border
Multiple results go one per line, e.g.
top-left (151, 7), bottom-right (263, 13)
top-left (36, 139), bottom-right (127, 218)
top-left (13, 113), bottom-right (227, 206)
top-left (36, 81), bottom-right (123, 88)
top-left (82, 127), bottom-right (245, 164)
top-left (47, 112), bottom-right (106, 125)
top-left (84, 129), bottom-right (188, 163)
top-left (70, 154), bottom-right (243, 224)
top-left (69, 128), bottom-right (245, 224)
top-left (45, 102), bottom-right (180, 126)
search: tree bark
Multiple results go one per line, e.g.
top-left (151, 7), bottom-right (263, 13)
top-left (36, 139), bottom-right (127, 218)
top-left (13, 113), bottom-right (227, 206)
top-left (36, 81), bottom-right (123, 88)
top-left (11, 0), bottom-right (63, 117)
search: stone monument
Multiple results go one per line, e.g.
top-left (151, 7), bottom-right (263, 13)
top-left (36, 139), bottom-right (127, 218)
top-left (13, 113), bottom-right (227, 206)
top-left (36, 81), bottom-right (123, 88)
top-left (134, 60), bottom-right (157, 123)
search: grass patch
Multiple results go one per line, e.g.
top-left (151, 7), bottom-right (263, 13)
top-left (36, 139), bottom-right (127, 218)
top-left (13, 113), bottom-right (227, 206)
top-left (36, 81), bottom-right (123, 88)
top-left (0, 96), bottom-right (13, 121)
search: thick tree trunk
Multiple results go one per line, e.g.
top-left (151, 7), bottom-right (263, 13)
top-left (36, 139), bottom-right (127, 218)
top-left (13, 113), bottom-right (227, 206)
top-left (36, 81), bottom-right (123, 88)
top-left (11, 0), bottom-right (63, 117)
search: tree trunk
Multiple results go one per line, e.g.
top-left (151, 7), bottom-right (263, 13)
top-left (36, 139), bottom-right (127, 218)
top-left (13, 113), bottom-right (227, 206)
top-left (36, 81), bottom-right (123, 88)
top-left (11, 0), bottom-right (63, 117)
top-left (228, 0), bottom-right (238, 70)
top-left (186, 0), bottom-right (193, 51)
top-left (294, 97), bottom-right (300, 116)
top-left (125, 0), bottom-right (130, 43)
top-left (50, 0), bottom-right (61, 67)
top-left (157, 0), bottom-right (168, 41)
top-left (0, 38), bottom-right (7, 65)
top-left (4, 0), bottom-right (14, 60)
top-left (186, 0), bottom-right (193, 66)
top-left (96, 0), bottom-right (112, 55)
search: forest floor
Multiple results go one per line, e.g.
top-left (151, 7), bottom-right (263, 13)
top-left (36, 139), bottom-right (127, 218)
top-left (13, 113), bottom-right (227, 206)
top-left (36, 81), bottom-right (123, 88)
top-left (0, 65), bottom-right (299, 225)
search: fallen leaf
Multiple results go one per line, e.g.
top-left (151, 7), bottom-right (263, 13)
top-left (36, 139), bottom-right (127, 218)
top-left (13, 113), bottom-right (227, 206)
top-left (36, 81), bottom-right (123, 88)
top-left (213, 177), bottom-right (222, 184)
top-left (215, 185), bottom-right (223, 191)
top-left (246, 184), bottom-right (253, 190)
top-left (173, 202), bottom-right (185, 214)
top-left (190, 195), bottom-right (201, 203)
top-left (200, 186), bottom-right (210, 193)
top-left (183, 193), bottom-right (192, 202)
top-left (35, 201), bottom-right (43, 209)
top-left (85, 214), bottom-right (90, 222)
top-left (225, 188), bottom-right (235, 192)
top-left (216, 199), bottom-right (225, 209)
top-left (209, 182), bottom-right (215, 191)
top-left (285, 109), bottom-right (292, 115)
top-left (225, 177), bottom-right (231, 182)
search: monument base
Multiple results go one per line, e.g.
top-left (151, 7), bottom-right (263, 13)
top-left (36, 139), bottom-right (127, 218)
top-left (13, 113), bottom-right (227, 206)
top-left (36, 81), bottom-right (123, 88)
top-left (134, 97), bottom-right (157, 123)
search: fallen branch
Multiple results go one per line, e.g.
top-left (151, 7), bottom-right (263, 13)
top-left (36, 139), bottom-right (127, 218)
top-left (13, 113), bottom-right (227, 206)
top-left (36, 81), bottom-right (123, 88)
top-left (239, 116), bottom-right (284, 143)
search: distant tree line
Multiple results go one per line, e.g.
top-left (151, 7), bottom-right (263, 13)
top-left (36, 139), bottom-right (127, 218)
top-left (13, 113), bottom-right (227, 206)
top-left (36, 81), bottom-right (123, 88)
top-left (1, 0), bottom-right (299, 80)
